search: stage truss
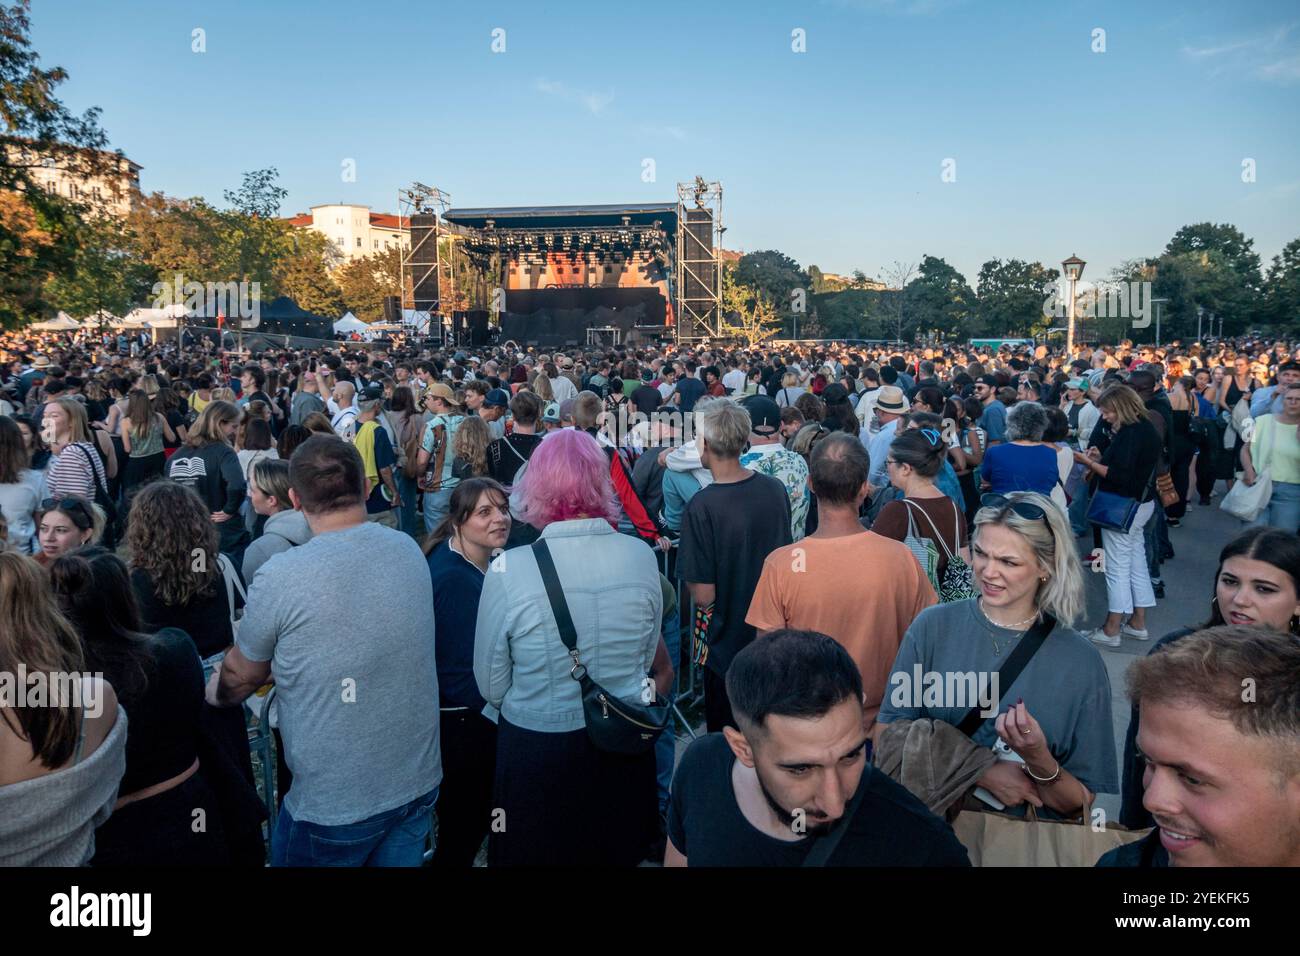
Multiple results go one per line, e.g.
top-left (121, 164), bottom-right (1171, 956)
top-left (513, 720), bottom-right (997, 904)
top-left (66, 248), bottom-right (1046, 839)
top-left (675, 178), bottom-right (723, 342)
top-left (397, 182), bottom-right (451, 336)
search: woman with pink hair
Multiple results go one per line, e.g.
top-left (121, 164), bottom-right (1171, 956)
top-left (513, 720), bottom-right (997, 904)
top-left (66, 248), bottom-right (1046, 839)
top-left (474, 428), bottom-right (673, 866)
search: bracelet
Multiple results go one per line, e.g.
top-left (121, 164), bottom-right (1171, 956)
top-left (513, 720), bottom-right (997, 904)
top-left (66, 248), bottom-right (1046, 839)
top-left (1023, 760), bottom-right (1062, 784)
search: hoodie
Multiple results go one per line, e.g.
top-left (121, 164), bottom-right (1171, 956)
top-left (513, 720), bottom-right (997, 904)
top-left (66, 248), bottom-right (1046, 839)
top-left (241, 509), bottom-right (314, 583)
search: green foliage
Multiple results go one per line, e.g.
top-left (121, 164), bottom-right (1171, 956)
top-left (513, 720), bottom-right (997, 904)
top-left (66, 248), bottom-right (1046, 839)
top-left (735, 250), bottom-right (808, 319)
top-left (42, 212), bottom-right (153, 319)
top-left (906, 255), bottom-right (976, 338)
top-left (975, 258), bottom-right (1060, 338)
top-left (335, 246), bottom-right (402, 322)
top-left (0, 0), bottom-right (112, 326)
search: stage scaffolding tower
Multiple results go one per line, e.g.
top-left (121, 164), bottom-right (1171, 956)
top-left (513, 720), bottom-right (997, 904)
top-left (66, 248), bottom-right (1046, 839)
top-left (398, 182), bottom-right (451, 337)
top-left (675, 178), bottom-right (723, 342)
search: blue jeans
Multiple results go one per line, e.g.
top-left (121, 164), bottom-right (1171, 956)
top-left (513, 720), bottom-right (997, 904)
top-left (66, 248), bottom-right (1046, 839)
top-left (654, 600), bottom-right (682, 815)
top-left (423, 488), bottom-right (454, 534)
top-left (271, 787), bottom-right (438, 867)
top-left (397, 472), bottom-right (421, 538)
top-left (1257, 480), bottom-right (1300, 533)
top-left (1143, 503), bottom-right (1164, 582)
top-left (1068, 483), bottom-right (1091, 536)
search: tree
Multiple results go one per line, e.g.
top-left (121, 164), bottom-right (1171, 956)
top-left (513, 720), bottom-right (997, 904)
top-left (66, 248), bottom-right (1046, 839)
top-left (720, 293), bottom-right (782, 347)
top-left (273, 229), bottom-right (344, 318)
top-left (1158, 222), bottom-right (1263, 334)
top-left (0, 0), bottom-right (112, 326)
top-left (878, 260), bottom-right (918, 342)
top-left (336, 246), bottom-right (402, 322)
top-left (906, 255), bottom-right (976, 339)
top-left (735, 250), bottom-right (808, 323)
top-left (1260, 237), bottom-right (1300, 329)
top-left (43, 213), bottom-right (153, 322)
top-left (217, 168), bottom-right (295, 291)
top-left (975, 258), bottom-right (1060, 337)
top-left (127, 192), bottom-right (229, 284)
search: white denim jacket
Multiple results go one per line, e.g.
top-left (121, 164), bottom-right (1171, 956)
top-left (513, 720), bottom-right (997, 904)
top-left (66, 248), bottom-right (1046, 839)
top-left (474, 518), bottom-right (662, 733)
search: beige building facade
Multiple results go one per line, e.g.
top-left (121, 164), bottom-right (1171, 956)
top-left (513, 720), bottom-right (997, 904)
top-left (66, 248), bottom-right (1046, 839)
top-left (285, 204), bottom-right (409, 265)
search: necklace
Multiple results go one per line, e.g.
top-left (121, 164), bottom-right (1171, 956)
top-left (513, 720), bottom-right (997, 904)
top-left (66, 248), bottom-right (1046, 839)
top-left (977, 598), bottom-right (1038, 655)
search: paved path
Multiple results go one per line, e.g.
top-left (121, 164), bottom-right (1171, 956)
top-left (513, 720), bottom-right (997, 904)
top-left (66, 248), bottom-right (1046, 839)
top-left (1080, 480), bottom-right (1246, 821)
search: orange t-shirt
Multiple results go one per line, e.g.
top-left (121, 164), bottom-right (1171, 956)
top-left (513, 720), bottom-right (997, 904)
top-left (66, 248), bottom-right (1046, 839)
top-left (745, 531), bottom-right (937, 731)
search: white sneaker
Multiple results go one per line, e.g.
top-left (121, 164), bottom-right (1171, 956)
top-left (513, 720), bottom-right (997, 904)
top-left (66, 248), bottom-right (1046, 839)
top-left (1122, 624), bottom-right (1150, 640)
top-left (1087, 627), bottom-right (1122, 648)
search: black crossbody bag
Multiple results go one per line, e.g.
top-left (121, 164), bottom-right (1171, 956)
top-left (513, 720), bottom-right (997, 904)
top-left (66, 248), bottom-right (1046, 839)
top-left (956, 613), bottom-right (1057, 738)
top-left (532, 540), bottom-right (670, 755)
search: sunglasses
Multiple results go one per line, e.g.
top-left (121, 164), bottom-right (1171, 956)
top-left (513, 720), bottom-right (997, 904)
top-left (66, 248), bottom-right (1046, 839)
top-left (40, 497), bottom-right (93, 527)
top-left (979, 493), bottom-right (1047, 522)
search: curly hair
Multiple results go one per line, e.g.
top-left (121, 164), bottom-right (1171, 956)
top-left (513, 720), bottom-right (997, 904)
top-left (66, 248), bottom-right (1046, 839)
top-left (453, 415), bottom-right (491, 477)
top-left (127, 481), bottom-right (220, 607)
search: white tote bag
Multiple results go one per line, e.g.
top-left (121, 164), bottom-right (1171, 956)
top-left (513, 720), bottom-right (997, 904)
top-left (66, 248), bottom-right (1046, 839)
top-left (1221, 415), bottom-right (1273, 522)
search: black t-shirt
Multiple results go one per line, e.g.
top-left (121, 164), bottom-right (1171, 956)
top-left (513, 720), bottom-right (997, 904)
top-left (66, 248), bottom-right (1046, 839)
top-left (132, 567), bottom-right (239, 660)
top-left (487, 432), bottom-right (543, 486)
top-left (668, 734), bottom-right (971, 867)
top-left (631, 384), bottom-right (662, 415)
top-left (679, 471), bottom-right (792, 675)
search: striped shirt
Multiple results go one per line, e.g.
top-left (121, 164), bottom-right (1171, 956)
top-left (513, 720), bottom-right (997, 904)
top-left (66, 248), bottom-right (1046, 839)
top-left (46, 441), bottom-right (107, 502)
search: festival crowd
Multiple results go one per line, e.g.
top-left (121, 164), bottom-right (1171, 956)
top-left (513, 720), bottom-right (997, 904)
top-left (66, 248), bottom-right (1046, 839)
top-left (0, 326), bottom-right (1297, 868)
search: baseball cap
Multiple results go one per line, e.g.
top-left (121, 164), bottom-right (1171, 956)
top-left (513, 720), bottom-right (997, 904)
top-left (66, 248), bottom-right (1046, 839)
top-left (977, 374), bottom-right (999, 388)
top-left (740, 395), bottom-right (781, 435)
top-left (484, 388), bottom-right (510, 408)
top-left (1066, 377), bottom-right (1090, 391)
top-left (542, 401), bottom-right (561, 424)
top-left (358, 383), bottom-right (385, 411)
top-left (425, 382), bottom-right (461, 406)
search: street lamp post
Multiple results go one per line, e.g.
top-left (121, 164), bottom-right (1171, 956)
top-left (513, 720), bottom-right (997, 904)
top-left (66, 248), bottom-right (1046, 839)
top-left (1151, 297), bottom-right (1169, 348)
top-left (1062, 254), bottom-right (1086, 358)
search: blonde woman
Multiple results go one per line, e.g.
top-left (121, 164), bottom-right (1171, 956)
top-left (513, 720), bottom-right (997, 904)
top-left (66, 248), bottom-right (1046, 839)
top-left (167, 401), bottom-right (249, 561)
top-left (452, 414), bottom-right (491, 479)
top-left (530, 372), bottom-right (555, 403)
top-left (43, 397), bottom-right (117, 502)
top-left (879, 490), bottom-right (1117, 819)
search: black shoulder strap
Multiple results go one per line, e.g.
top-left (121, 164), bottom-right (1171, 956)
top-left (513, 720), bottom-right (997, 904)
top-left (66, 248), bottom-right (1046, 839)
top-left (802, 767), bottom-right (871, 867)
top-left (956, 613), bottom-right (1057, 738)
top-left (532, 539), bottom-right (578, 655)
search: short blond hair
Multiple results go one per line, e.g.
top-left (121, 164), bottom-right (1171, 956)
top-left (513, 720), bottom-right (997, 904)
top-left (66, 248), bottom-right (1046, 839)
top-left (1096, 384), bottom-right (1147, 427)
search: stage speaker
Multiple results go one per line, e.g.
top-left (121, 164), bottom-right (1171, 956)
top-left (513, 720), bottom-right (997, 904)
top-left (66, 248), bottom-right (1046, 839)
top-left (468, 310), bottom-right (489, 346)
top-left (409, 214), bottom-right (440, 313)
top-left (382, 295), bottom-right (401, 324)
top-left (452, 311), bottom-right (466, 342)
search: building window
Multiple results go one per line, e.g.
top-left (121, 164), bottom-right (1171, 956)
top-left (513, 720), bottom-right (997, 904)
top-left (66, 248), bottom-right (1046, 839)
top-left (373, 239), bottom-right (379, 249)
top-left (336, 237), bottom-right (345, 247)
top-left (356, 237), bottom-right (362, 248)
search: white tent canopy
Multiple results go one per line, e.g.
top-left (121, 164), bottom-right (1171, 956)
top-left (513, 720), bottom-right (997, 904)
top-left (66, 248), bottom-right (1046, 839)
top-left (30, 312), bottom-right (81, 331)
top-left (120, 304), bottom-right (189, 328)
top-left (333, 312), bottom-right (368, 335)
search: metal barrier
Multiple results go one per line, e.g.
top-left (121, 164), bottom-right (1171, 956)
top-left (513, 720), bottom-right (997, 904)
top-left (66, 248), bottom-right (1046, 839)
top-left (201, 652), bottom-right (277, 852)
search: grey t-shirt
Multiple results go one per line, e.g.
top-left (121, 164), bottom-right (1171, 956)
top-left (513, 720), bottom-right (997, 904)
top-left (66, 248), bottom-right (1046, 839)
top-left (237, 520), bottom-right (441, 826)
top-left (877, 598), bottom-right (1118, 798)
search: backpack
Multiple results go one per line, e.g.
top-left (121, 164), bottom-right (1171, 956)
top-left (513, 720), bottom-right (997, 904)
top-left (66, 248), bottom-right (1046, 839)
top-left (400, 414), bottom-right (422, 480)
top-left (902, 498), bottom-right (975, 602)
top-left (501, 436), bottom-right (530, 520)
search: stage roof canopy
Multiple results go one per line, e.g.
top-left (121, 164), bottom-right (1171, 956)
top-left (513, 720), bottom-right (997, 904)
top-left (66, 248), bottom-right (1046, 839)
top-left (444, 202), bottom-right (679, 233)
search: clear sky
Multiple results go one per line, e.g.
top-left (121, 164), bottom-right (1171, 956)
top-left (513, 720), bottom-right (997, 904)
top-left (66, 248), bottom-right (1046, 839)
top-left (29, 0), bottom-right (1300, 284)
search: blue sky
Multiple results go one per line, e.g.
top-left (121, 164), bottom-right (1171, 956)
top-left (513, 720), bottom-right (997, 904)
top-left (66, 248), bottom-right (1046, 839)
top-left (30, 0), bottom-right (1300, 284)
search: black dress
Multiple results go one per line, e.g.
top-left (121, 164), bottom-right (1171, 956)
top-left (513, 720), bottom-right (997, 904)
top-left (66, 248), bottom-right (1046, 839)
top-left (130, 570), bottom-right (266, 864)
top-left (91, 628), bottom-right (230, 866)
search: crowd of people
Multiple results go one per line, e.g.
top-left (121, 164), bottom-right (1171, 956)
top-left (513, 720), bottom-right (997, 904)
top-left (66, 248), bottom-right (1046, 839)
top-left (0, 325), bottom-right (1297, 868)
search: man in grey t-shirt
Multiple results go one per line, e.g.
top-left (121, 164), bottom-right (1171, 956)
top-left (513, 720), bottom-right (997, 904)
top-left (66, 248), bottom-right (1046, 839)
top-left (210, 435), bottom-right (441, 866)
